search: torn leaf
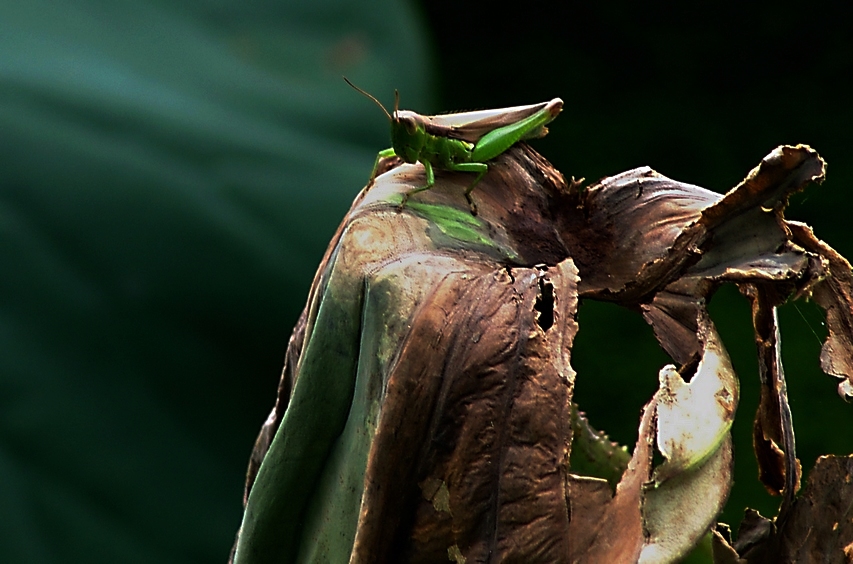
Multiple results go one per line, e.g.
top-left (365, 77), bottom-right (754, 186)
top-left (232, 143), bottom-right (853, 564)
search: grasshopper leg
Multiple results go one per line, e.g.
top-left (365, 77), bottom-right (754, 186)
top-left (399, 161), bottom-right (435, 211)
top-left (368, 148), bottom-right (397, 188)
top-left (450, 162), bottom-right (488, 215)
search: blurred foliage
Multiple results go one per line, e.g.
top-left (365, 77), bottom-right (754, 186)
top-left (2, 0), bottom-right (851, 561)
top-left (0, 0), bottom-right (431, 561)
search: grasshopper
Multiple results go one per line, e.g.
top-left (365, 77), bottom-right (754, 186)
top-left (345, 78), bottom-right (563, 214)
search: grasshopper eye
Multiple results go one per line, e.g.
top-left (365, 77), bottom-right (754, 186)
top-left (399, 116), bottom-right (417, 135)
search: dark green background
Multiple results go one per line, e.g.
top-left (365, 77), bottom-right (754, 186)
top-left (1, 0), bottom-right (850, 561)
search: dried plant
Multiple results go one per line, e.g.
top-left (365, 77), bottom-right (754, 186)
top-left (232, 144), bottom-right (852, 563)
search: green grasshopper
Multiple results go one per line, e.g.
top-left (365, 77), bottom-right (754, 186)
top-left (345, 78), bottom-right (563, 214)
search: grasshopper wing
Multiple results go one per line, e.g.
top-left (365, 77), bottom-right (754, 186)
top-left (420, 98), bottom-right (563, 143)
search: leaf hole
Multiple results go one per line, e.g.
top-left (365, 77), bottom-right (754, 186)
top-left (535, 276), bottom-right (554, 331)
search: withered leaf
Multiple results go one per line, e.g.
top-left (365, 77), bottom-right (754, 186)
top-left (233, 147), bottom-right (582, 563)
top-left (716, 455), bottom-right (853, 563)
top-left (788, 221), bottom-right (853, 400)
top-left (567, 312), bottom-right (737, 563)
top-left (232, 143), bottom-right (852, 564)
top-left (742, 283), bottom-right (801, 506)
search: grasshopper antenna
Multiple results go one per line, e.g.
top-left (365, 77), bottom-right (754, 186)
top-left (343, 77), bottom-right (392, 121)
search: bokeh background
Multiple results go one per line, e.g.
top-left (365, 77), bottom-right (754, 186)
top-left (1, 0), bottom-right (850, 561)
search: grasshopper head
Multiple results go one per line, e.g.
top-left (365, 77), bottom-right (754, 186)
top-left (388, 83), bottom-right (430, 163)
top-left (391, 106), bottom-right (427, 164)
top-left (343, 78), bottom-right (425, 164)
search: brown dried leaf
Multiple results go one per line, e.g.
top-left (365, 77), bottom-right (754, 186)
top-left (233, 141), bottom-right (853, 564)
top-left (233, 146), bottom-right (593, 563)
top-left (711, 525), bottom-right (748, 564)
top-left (574, 145), bottom-right (825, 305)
top-left (741, 284), bottom-right (801, 504)
top-left (641, 285), bottom-right (706, 365)
top-left (565, 166), bottom-right (720, 299)
top-left (351, 261), bottom-right (581, 563)
top-left (717, 455), bottom-right (853, 563)
top-left (624, 146), bottom-right (829, 503)
top-left (788, 221), bottom-right (853, 399)
top-left (769, 454), bottom-right (853, 563)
